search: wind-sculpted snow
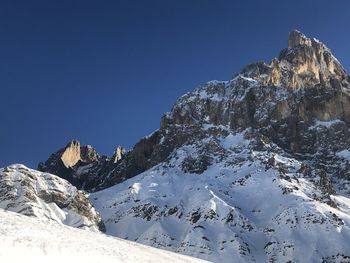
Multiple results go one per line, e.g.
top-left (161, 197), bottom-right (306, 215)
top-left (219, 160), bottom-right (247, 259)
top-left (92, 129), bottom-right (350, 262)
top-left (0, 209), bottom-right (205, 263)
top-left (0, 164), bottom-right (104, 231)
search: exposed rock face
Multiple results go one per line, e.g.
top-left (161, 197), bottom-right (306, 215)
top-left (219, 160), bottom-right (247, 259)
top-left (288, 30), bottom-right (312, 48)
top-left (61, 140), bottom-right (81, 168)
top-left (81, 145), bottom-right (99, 163)
top-left (38, 140), bottom-right (124, 191)
top-left (39, 133), bottom-right (170, 191)
top-left (241, 30), bottom-right (349, 90)
top-left (113, 146), bottom-right (125, 163)
top-left (0, 164), bottom-right (104, 231)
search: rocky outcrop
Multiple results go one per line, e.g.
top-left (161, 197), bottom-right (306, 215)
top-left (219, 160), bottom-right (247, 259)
top-left (81, 144), bottom-right (99, 163)
top-left (38, 140), bottom-right (125, 191)
top-left (241, 30), bottom-right (349, 90)
top-left (113, 146), bottom-right (125, 163)
top-left (60, 140), bottom-right (81, 168)
top-left (159, 31), bottom-right (350, 157)
top-left (0, 164), bottom-right (104, 231)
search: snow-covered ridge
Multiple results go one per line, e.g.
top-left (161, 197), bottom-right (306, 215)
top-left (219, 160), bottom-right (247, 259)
top-left (0, 164), bottom-right (103, 231)
top-left (91, 130), bottom-right (350, 262)
top-left (0, 209), bottom-right (205, 263)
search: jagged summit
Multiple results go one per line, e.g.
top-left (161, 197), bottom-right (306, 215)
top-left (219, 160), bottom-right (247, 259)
top-left (113, 145), bottom-right (125, 163)
top-left (42, 139), bottom-right (100, 169)
top-left (38, 140), bottom-right (126, 190)
top-left (57, 140), bottom-right (100, 168)
top-left (241, 30), bottom-right (349, 90)
top-left (60, 140), bottom-right (81, 168)
top-left (287, 30), bottom-right (312, 48)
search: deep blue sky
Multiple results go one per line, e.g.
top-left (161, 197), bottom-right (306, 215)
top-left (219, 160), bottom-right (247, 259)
top-left (1, 0), bottom-right (350, 168)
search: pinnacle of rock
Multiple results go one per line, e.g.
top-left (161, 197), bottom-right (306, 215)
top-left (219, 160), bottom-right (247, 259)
top-left (81, 145), bottom-right (99, 163)
top-left (61, 140), bottom-right (81, 168)
top-left (241, 30), bottom-right (348, 89)
top-left (113, 146), bottom-right (125, 163)
top-left (288, 30), bottom-right (312, 48)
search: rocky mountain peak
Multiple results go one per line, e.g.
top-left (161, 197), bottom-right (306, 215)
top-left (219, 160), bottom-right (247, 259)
top-left (61, 140), bottom-right (81, 168)
top-left (38, 140), bottom-right (128, 191)
top-left (241, 30), bottom-right (349, 90)
top-left (113, 146), bottom-right (125, 163)
top-left (45, 140), bottom-right (100, 170)
top-left (81, 145), bottom-right (99, 163)
top-left (287, 29), bottom-right (312, 48)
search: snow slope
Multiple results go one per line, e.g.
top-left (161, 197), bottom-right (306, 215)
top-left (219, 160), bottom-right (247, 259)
top-left (0, 164), bottom-right (103, 230)
top-left (91, 129), bottom-right (350, 263)
top-left (0, 209), bottom-right (206, 263)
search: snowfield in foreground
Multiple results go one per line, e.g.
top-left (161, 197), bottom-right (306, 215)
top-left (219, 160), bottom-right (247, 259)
top-left (0, 209), bottom-right (207, 263)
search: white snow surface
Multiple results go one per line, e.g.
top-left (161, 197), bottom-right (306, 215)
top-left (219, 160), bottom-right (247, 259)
top-left (336, 150), bottom-right (350, 161)
top-left (91, 130), bottom-right (350, 263)
top-left (0, 164), bottom-right (101, 230)
top-left (0, 209), bottom-right (205, 263)
top-left (309, 119), bottom-right (344, 130)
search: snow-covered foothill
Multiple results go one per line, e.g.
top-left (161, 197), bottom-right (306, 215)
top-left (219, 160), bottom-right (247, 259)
top-left (0, 164), bottom-right (103, 231)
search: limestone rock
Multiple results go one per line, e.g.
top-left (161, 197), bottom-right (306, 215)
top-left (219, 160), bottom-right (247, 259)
top-left (61, 140), bottom-right (81, 168)
top-left (241, 29), bottom-right (349, 90)
top-left (38, 140), bottom-right (129, 191)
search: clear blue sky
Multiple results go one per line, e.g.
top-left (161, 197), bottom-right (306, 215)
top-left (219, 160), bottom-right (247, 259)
top-left (1, 0), bottom-right (350, 168)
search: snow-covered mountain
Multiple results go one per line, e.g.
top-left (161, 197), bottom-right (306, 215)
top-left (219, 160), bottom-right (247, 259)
top-left (0, 164), bottom-right (104, 231)
top-left (91, 129), bottom-right (350, 262)
top-left (0, 209), bottom-right (205, 263)
top-left (16, 30), bottom-right (350, 262)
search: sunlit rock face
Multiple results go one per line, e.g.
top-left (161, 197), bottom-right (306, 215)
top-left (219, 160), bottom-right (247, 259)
top-left (38, 140), bottom-right (121, 191)
top-left (241, 30), bottom-right (349, 90)
top-left (60, 140), bottom-right (81, 168)
top-left (60, 141), bottom-right (99, 168)
top-left (113, 146), bottom-right (125, 163)
top-left (160, 30), bottom-right (350, 155)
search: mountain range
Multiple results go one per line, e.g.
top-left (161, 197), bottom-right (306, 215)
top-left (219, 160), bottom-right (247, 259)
top-left (2, 30), bottom-right (350, 262)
